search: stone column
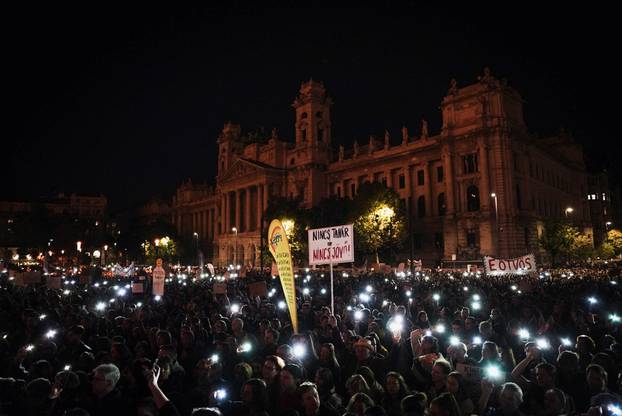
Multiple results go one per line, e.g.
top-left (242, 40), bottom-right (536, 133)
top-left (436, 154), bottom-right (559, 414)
top-left (263, 183), bottom-right (269, 211)
top-left (478, 140), bottom-right (490, 210)
top-left (235, 190), bottom-right (241, 232)
top-left (256, 185), bottom-right (262, 231)
top-left (424, 162), bottom-right (432, 216)
top-left (245, 187), bottom-right (251, 233)
top-left (386, 169), bottom-right (393, 188)
top-left (443, 149), bottom-right (455, 214)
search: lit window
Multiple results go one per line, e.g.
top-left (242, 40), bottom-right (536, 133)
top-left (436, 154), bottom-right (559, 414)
top-left (602, 193), bottom-right (606, 200)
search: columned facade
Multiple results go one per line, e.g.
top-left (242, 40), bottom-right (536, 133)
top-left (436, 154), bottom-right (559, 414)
top-left (172, 73), bottom-right (595, 266)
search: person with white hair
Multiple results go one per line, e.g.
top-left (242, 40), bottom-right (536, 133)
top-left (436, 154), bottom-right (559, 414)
top-left (89, 363), bottom-right (130, 416)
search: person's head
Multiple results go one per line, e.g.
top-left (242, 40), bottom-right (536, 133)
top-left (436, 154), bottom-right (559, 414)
top-left (92, 364), bottom-right (120, 398)
top-left (481, 341), bottom-right (499, 361)
top-left (401, 392), bottom-right (427, 416)
top-left (155, 356), bottom-right (172, 381)
top-left (417, 311), bottom-right (428, 322)
top-left (158, 344), bottom-right (178, 364)
top-left (156, 330), bottom-right (172, 348)
top-left (299, 382), bottom-right (321, 415)
top-left (450, 320), bottom-right (463, 335)
top-left (446, 372), bottom-right (466, 396)
top-left (479, 319), bottom-right (494, 337)
top-left (576, 335), bottom-right (596, 355)
top-left (180, 326), bottom-right (195, 347)
top-left (276, 344), bottom-right (294, 362)
top-left (66, 325), bottom-right (85, 345)
top-left (586, 364), bottom-right (608, 393)
top-left (464, 316), bottom-right (477, 332)
top-left (429, 392), bottom-right (461, 416)
top-left (280, 364), bottom-right (303, 392)
top-left (499, 383), bottom-right (523, 414)
top-left (346, 374), bottom-right (371, 397)
top-left (544, 388), bottom-right (567, 416)
top-left (346, 392), bottom-right (375, 416)
top-left (264, 328), bottom-right (279, 346)
top-left (431, 360), bottom-right (452, 385)
top-left (319, 343), bottom-right (337, 365)
top-left (385, 372), bottom-right (409, 398)
top-left (191, 408), bottom-right (223, 416)
top-left (234, 362), bottom-right (253, 383)
top-left (314, 367), bottom-right (335, 393)
top-left (535, 363), bottom-right (557, 389)
top-left (460, 308), bottom-right (470, 320)
top-left (262, 355), bottom-right (285, 383)
top-left (354, 339), bottom-right (374, 362)
top-left (356, 366), bottom-right (377, 388)
top-left (231, 318), bottom-right (243, 334)
top-left (557, 350), bottom-right (580, 374)
top-left (447, 343), bottom-right (467, 362)
top-left (241, 378), bottom-right (268, 410)
top-left (420, 335), bottom-right (439, 355)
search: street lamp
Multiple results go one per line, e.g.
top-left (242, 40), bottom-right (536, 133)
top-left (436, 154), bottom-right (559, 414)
top-left (564, 207), bottom-right (574, 218)
top-left (231, 227), bottom-right (238, 266)
top-left (606, 221), bottom-right (613, 231)
top-left (193, 233), bottom-right (199, 266)
top-left (491, 193), bottom-right (499, 253)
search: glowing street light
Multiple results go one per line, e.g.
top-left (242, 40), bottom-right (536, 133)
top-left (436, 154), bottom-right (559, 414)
top-left (564, 207), bottom-right (574, 218)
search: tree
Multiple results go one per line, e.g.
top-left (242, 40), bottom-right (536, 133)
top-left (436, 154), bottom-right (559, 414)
top-left (142, 236), bottom-right (178, 264)
top-left (351, 182), bottom-right (406, 264)
top-left (606, 229), bottom-right (622, 256)
top-left (262, 197), bottom-right (310, 266)
top-left (570, 234), bottom-right (594, 262)
top-left (539, 219), bottom-right (578, 265)
top-left (597, 241), bottom-right (615, 259)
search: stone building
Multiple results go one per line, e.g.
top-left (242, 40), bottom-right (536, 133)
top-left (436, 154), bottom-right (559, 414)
top-left (172, 70), bottom-right (597, 266)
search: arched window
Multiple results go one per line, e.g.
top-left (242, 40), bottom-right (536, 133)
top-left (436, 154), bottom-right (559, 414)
top-left (301, 112), bottom-right (308, 119)
top-left (417, 196), bottom-right (426, 218)
top-left (438, 193), bottom-right (446, 216)
top-left (467, 185), bottom-right (480, 212)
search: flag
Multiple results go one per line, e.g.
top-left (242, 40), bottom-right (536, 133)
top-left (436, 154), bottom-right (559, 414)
top-left (268, 219), bottom-right (298, 334)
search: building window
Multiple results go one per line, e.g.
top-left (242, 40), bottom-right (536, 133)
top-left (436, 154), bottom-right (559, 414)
top-left (318, 124), bottom-right (324, 141)
top-left (467, 185), bottom-right (480, 212)
top-left (417, 196), bottom-right (426, 218)
top-left (337, 187), bottom-right (341, 198)
top-left (437, 166), bottom-right (444, 182)
top-left (438, 193), bottom-right (446, 216)
top-left (516, 184), bottom-right (522, 210)
top-left (398, 174), bottom-right (405, 189)
top-left (467, 230), bottom-right (477, 248)
top-left (382, 177), bottom-right (387, 186)
top-left (434, 232), bottom-right (444, 251)
top-left (351, 184), bottom-right (356, 197)
top-left (602, 193), bottom-right (607, 200)
top-left (413, 234), bottom-right (422, 250)
top-left (417, 170), bottom-right (424, 186)
top-left (301, 112), bottom-right (308, 119)
top-left (301, 129), bottom-right (307, 142)
top-left (463, 153), bottom-right (478, 174)
top-left (290, 158), bottom-right (296, 165)
top-left (524, 227), bottom-right (529, 248)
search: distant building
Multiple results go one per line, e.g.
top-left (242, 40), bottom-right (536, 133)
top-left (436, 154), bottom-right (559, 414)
top-left (172, 70), bottom-right (604, 266)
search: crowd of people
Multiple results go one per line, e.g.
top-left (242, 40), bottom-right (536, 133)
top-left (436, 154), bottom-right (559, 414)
top-left (0, 264), bottom-right (621, 416)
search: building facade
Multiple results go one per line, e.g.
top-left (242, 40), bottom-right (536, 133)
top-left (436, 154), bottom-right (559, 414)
top-left (172, 70), bottom-right (596, 266)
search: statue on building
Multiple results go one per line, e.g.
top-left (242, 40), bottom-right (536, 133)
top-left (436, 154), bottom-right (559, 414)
top-left (368, 135), bottom-right (375, 154)
top-left (478, 67), bottom-right (492, 83)
top-left (401, 126), bottom-right (409, 145)
top-left (421, 119), bottom-right (429, 139)
top-left (353, 141), bottom-right (359, 158)
top-left (384, 129), bottom-right (390, 150)
top-left (448, 78), bottom-right (458, 95)
top-left (271, 127), bottom-right (278, 140)
top-left (338, 145), bottom-right (344, 162)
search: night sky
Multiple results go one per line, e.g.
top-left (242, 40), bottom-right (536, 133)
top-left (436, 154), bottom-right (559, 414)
top-left (6, 4), bottom-right (619, 212)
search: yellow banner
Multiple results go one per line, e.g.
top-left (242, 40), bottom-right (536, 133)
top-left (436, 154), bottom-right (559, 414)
top-left (268, 219), bottom-right (298, 334)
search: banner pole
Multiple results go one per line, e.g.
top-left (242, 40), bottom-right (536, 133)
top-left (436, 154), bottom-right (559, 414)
top-left (330, 262), bottom-right (334, 315)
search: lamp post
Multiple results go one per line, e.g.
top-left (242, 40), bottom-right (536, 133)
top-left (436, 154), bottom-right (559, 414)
top-left (491, 193), bottom-right (499, 254)
top-left (154, 239), bottom-right (160, 261)
top-left (564, 207), bottom-right (574, 218)
top-left (606, 221), bottom-right (613, 231)
top-left (193, 233), bottom-right (199, 265)
top-left (231, 227), bottom-right (238, 266)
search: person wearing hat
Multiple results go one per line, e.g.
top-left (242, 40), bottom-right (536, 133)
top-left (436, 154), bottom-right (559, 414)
top-left (343, 338), bottom-right (386, 384)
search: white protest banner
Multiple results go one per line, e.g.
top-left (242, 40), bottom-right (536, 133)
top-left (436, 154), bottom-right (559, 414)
top-left (132, 282), bottom-right (144, 294)
top-left (152, 259), bottom-right (165, 296)
top-left (308, 224), bottom-right (354, 265)
top-left (207, 263), bottom-right (215, 276)
top-left (483, 254), bottom-right (537, 276)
